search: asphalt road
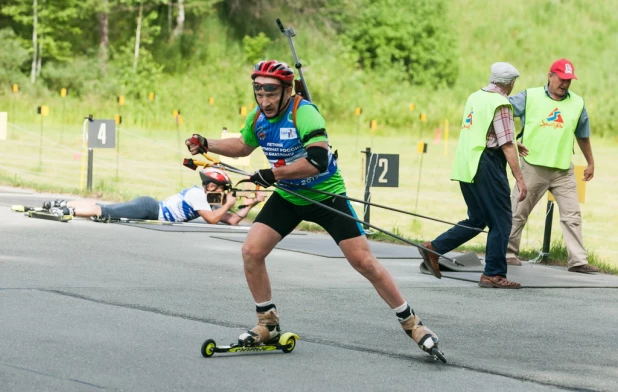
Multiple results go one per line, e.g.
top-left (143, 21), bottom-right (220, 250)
top-left (1, 190), bottom-right (617, 392)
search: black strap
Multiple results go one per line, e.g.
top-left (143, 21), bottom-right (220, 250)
top-left (302, 128), bottom-right (327, 144)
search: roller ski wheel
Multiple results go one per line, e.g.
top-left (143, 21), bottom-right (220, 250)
top-left (201, 339), bottom-right (217, 358)
top-left (429, 347), bottom-right (447, 363)
top-left (201, 332), bottom-right (299, 358)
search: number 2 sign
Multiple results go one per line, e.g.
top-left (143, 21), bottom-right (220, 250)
top-left (365, 153), bottom-right (399, 188)
top-left (87, 119), bottom-right (116, 148)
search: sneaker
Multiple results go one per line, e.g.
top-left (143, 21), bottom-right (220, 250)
top-left (400, 314), bottom-right (438, 353)
top-left (238, 307), bottom-right (280, 346)
top-left (42, 200), bottom-right (68, 210)
top-left (479, 274), bottom-right (521, 289)
top-left (419, 241), bottom-right (442, 279)
top-left (568, 264), bottom-right (600, 273)
top-left (506, 256), bottom-right (523, 266)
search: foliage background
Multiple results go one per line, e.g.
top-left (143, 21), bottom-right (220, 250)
top-left (1, 0), bottom-right (617, 268)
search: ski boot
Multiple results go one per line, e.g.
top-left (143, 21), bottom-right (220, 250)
top-left (238, 307), bottom-right (281, 346)
top-left (400, 314), bottom-right (446, 363)
top-left (42, 200), bottom-right (68, 210)
top-left (49, 206), bottom-right (74, 217)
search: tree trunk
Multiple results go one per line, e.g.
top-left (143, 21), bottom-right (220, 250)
top-left (98, 0), bottom-right (109, 73)
top-left (36, 41), bottom-right (42, 76)
top-left (36, 0), bottom-right (44, 77)
top-left (133, 0), bottom-right (143, 72)
top-left (30, 0), bottom-right (38, 84)
top-left (168, 1), bottom-right (172, 36)
top-left (172, 0), bottom-right (184, 38)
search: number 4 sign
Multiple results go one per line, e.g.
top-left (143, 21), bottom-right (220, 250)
top-left (87, 119), bottom-right (116, 148)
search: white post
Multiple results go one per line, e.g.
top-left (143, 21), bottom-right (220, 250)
top-left (0, 112), bottom-right (7, 140)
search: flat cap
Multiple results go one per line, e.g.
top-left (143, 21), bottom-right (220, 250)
top-left (489, 62), bottom-right (520, 84)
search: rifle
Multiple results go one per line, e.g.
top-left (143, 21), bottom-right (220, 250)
top-left (276, 18), bottom-right (311, 102)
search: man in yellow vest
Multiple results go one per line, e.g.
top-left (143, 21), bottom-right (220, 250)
top-left (505, 59), bottom-right (599, 273)
top-left (419, 62), bottom-right (528, 289)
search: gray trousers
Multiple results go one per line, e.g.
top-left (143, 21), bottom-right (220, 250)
top-left (507, 159), bottom-right (588, 267)
top-left (99, 196), bottom-right (160, 220)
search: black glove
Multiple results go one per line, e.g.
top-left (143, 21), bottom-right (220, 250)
top-left (248, 169), bottom-right (276, 188)
top-left (185, 134), bottom-right (208, 154)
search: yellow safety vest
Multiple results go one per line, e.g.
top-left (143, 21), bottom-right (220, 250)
top-left (451, 90), bottom-right (512, 183)
top-left (522, 87), bottom-right (584, 169)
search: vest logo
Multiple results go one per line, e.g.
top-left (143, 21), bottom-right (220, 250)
top-left (280, 128), bottom-right (298, 140)
top-left (257, 127), bottom-right (266, 140)
top-left (274, 158), bottom-right (286, 168)
top-left (461, 109), bottom-right (473, 130)
top-left (541, 108), bottom-right (564, 129)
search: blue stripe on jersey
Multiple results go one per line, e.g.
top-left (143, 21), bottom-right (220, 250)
top-left (181, 199), bottom-right (198, 221)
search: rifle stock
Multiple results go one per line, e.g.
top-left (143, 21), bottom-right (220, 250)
top-left (294, 80), bottom-right (309, 100)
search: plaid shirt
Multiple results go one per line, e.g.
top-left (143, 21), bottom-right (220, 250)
top-left (482, 83), bottom-right (515, 148)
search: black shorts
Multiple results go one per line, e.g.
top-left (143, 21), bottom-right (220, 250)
top-left (254, 191), bottom-right (365, 244)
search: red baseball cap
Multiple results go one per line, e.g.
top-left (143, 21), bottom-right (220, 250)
top-left (550, 59), bottom-right (578, 80)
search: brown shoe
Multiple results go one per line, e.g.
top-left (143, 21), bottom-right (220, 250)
top-left (568, 264), bottom-right (600, 273)
top-left (419, 242), bottom-right (441, 279)
top-left (506, 256), bottom-right (522, 266)
top-left (478, 274), bottom-right (521, 289)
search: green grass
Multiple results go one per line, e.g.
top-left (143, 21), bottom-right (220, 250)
top-left (1, 0), bottom-right (617, 272)
top-left (1, 119), bottom-right (616, 271)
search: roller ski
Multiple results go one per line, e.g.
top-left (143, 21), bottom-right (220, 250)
top-left (202, 305), bottom-right (299, 357)
top-left (201, 332), bottom-right (299, 358)
top-left (13, 200), bottom-right (74, 222)
top-left (401, 314), bottom-right (447, 363)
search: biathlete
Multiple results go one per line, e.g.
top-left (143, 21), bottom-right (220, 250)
top-left (186, 60), bottom-right (443, 358)
top-left (43, 168), bottom-right (263, 225)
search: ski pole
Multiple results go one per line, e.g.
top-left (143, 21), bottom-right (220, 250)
top-left (205, 162), bottom-right (459, 264)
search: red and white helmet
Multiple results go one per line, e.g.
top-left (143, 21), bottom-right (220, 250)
top-left (200, 168), bottom-right (231, 189)
top-left (251, 60), bottom-right (295, 84)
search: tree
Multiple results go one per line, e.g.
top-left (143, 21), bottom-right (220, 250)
top-left (30, 0), bottom-right (37, 83)
top-left (2, 0), bottom-right (89, 82)
top-left (341, 0), bottom-right (458, 87)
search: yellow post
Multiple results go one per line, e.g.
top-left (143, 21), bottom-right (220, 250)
top-left (173, 109), bottom-right (179, 117)
top-left (60, 88), bottom-right (67, 97)
top-left (409, 103), bottom-right (415, 111)
top-left (420, 113), bottom-right (427, 122)
top-left (354, 107), bottom-right (362, 116)
top-left (444, 119), bottom-right (449, 156)
top-left (12, 84), bottom-right (19, 93)
top-left (239, 106), bottom-right (248, 117)
top-left (117, 95), bottom-right (125, 105)
top-left (148, 92), bottom-right (155, 101)
top-left (370, 120), bottom-right (377, 131)
top-left (115, 115), bottom-right (122, 125)
top-left (208, 97), bottom-right (214, 105)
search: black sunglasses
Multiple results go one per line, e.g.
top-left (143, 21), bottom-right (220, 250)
top-left (253, 82), bottom-right (282, 92)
